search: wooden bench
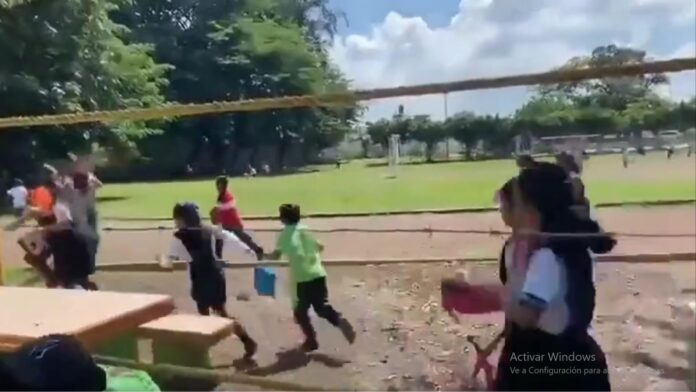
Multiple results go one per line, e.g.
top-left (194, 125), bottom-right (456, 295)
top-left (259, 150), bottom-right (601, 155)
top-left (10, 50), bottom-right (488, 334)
top-left (137, 314), bottom-right (235, 368)
top-left (137, 314), bottom-right (235, 390)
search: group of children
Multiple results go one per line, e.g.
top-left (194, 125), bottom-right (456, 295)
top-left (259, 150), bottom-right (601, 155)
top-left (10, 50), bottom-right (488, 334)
top-left (443, 154), bottom-right (616, 390)
top-left (5, 158), bottom-right (102, 290)
top-left (166, 177), bottom-right (356, 359)
top-left (6, 164), bottom-right (355, 360)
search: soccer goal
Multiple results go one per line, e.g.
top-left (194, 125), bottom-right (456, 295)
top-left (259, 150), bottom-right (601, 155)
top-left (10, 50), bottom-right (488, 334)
top-left (388, 134), bottom-right (400, 178)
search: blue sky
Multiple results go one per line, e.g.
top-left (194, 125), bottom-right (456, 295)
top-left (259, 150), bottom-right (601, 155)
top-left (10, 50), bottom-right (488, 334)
top-left (327, 0), bottom-right (696, 121)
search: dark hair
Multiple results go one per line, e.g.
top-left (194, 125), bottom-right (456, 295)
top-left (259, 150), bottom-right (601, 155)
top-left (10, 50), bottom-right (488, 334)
top-left (73, 172), bottom-right (89, 191)
top-left (556, 152), bottom-right (580, 174)
top-left (173, 202), bottom-right (202, 227)
top-left (516, 154), bottom-right (537, 169)
top-left (216, 176), bottom-right (228, 187)
top-left (3, 334), bottom-right (106, 391)
top-left (497, 177), bottom-right (516, 206)
top-left (13, 178), bottom-right (23, 187)
top-left (216, 176), bottom-right (228, 202)
top-left (279, 204), bottom-right (301, 225)
top-left (517, 162), bottom-right (614, 254)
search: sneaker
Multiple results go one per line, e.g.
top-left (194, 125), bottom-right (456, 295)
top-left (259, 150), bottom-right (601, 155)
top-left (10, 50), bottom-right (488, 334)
top-left (300, 339), bottom-right (319, 352)
top-left (338, 318), bottom-right (356, 344)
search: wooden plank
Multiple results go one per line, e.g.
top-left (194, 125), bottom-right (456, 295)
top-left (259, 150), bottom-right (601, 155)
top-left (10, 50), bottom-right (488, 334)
top-left (138, 314), bottom-right (234, 345)
top-left (0, 287), bottom-right (175, 352)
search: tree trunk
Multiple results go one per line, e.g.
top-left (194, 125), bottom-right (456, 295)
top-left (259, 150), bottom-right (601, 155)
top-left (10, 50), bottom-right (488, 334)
top-left (464, 142), bottom-right (473, 160)
top-left (425, 142), bottom-right (435, 163)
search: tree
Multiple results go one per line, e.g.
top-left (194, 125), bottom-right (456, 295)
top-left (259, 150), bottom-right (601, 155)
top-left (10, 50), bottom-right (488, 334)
top-left (366, 119), bottom-right (392, 150)
top-left (538, 44), bottom-right (668, 111)
top-left (622, 96), bottom-right (674, 132)
top-left (114, 0), bottom-right (357, 173)
top-left (446, 113), bottom-right (479, 159)
top-left (0, 0), bottom-right (168, 178)
top-left (410, 117), bottom-right (447, 162)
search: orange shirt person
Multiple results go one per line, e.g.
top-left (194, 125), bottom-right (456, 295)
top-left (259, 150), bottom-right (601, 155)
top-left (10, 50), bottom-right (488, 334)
top-left (29, 183), bottom-right (57, 226)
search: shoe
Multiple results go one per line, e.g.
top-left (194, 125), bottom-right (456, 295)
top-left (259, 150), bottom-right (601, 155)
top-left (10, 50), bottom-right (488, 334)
top-left (338, 318), bottom-right (356, 344)
top-left (242, 338), bottom-right (258, 360)
top-left (300, 339), bottom-right (319, 352)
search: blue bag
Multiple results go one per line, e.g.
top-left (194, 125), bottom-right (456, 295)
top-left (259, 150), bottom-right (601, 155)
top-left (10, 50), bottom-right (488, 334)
top-left (254, 266), bottom-right (276, 297)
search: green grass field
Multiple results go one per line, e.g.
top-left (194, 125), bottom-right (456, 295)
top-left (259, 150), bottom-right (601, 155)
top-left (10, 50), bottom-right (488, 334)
top-left (97, 154), bottom-right (696, 218)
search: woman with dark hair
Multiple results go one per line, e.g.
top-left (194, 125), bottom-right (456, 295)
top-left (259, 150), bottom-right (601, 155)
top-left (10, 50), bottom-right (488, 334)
top-left (495, 162), bottom-right (615, 391)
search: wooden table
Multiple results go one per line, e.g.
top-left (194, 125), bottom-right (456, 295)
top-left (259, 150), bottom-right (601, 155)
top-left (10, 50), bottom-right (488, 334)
top-left (0, 287), bottom-right (175, 353)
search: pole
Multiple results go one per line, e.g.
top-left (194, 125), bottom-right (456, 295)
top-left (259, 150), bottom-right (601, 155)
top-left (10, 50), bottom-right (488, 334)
top-left (0, 227), bottom-right (4, 286)
top-left (444, 93), bottom-right (450, 160)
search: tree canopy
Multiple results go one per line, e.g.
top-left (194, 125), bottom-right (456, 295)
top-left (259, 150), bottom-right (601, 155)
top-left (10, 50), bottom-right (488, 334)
top-left (365, 45), bottom-right (695, 162)
top-left (0, 0), bottom-right (358, 181)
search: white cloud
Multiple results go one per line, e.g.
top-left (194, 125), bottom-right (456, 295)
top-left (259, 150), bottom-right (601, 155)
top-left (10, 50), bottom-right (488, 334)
top-left (329, 0), bottom-right (696, 121)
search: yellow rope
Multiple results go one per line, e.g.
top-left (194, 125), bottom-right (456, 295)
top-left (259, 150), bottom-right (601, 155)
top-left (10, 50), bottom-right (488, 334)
top-left (0, 57), bottom-right (693, 129)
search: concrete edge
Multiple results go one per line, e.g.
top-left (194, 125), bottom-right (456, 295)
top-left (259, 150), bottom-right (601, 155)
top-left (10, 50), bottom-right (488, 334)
top-left (86, 252), bottom-right (696, 273)
top-left (102, 199), bottom-right (696, 222)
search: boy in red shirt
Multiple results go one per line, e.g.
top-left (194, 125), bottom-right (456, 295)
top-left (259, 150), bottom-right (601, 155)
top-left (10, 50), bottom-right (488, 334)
top-left (212, 176), bottom-right (264, 260)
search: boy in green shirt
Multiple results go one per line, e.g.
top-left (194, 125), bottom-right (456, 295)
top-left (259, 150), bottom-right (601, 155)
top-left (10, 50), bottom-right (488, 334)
top-left (266, 204), bottom-right (356, 352)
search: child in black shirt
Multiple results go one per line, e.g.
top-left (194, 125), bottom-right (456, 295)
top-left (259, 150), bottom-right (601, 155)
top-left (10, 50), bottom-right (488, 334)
top-left (168, 202), bottom-right (258, 360)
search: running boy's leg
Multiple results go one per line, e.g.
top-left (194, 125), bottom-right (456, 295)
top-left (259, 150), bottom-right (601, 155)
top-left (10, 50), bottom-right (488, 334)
top-left (230, 228), bottom-right (264, 258)
top-left (294, 281), bottom-right (319, 351)
top-left (306, 277), bottom-right (356, 344)
top-left (196, 303), bottom-right (211, 316)
top-left (214, 239), bottom-right (224, 259)
top-left (211, 305), bottom-right (257, 360)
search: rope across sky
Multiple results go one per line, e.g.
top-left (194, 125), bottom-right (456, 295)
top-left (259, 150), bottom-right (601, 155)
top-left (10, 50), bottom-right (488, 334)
top-left (0, 57), bottom-right (693, 129)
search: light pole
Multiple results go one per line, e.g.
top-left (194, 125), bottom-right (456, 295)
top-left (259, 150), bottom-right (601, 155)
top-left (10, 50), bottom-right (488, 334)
top-left (444, 93), bottom-right (450, 160)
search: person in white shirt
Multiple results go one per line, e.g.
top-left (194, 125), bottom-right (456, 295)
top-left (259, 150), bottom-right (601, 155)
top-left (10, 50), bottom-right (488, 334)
top-left (6, 179), bottom-right (28, 216)
top-left (495, 162), bottom-right (615, 391)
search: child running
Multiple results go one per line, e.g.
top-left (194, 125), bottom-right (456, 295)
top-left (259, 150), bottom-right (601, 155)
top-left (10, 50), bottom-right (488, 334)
top-left (168, 202), bottom-right (258, 360)
top-left (212, 176), bottom-right (264, 260)
top-left (13, 197), bottom-right (95, 290)
top-left (265, 204), bottom-right (356, 352)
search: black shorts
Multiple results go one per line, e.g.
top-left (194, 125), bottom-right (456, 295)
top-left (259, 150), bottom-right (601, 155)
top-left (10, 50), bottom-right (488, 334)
top-left (45, 229), bottom-right (92, 287)
top-left (189, 265), bottom-right (227, 308)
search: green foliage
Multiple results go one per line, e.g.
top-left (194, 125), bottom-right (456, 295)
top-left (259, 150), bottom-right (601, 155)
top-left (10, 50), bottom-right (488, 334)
top-left (0, 0), bottom-right (355, 181)
top-left (0, 0), bottom-right (168, 178)
top-left (113, 0), bottom-right (357, 173)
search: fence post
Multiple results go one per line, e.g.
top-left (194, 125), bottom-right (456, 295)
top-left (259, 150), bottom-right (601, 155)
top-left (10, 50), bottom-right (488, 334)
top-left (0, 227), bottom-right (5, 286)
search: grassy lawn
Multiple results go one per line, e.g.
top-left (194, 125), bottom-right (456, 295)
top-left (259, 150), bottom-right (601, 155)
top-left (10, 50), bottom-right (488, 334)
top-left (97, 153), bottom-right (696, 218)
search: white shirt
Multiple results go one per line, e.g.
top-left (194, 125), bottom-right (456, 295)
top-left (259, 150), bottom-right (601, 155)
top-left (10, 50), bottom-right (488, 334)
top-left (7, 186), bottom-right (28, 209)
top-left (53, 201), bottom-right (73, 223)
top-left (504, 244), bottom-right (570, 335)
top-left (168, 227), bottom-right (254, 262)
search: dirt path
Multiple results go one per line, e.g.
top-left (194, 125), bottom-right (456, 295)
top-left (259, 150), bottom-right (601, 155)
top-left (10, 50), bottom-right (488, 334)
top-left (3, 205), bottom-right (695, 267)
top-left (93, 261), bottom-right (695, 391)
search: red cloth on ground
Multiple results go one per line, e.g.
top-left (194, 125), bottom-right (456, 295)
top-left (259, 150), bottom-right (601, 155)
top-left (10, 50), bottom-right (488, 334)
top-left (441, 282), bottom-right (503, 314)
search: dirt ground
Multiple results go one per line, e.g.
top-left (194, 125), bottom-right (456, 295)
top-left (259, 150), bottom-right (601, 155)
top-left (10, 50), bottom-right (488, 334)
top-left (2, 205), bottom-right (696, 390)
